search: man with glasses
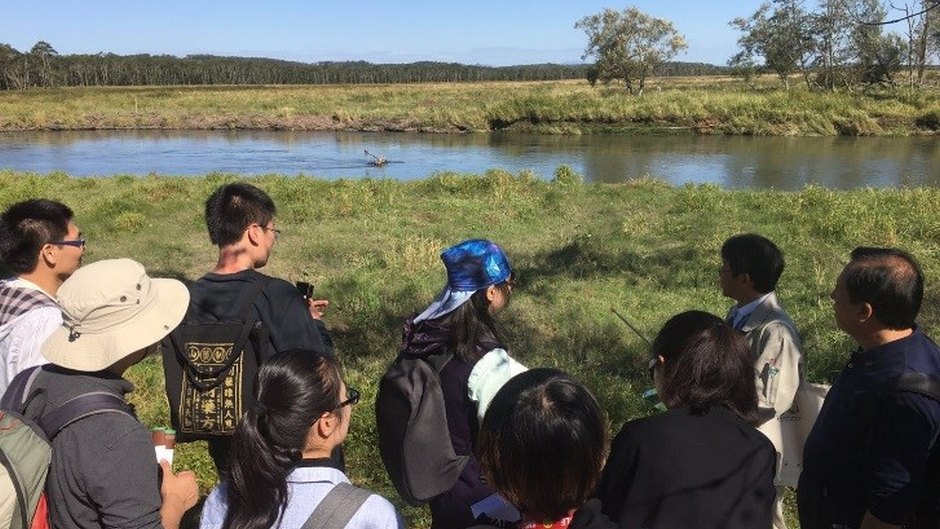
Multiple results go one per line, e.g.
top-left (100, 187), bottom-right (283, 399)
top-left (0, 199), bottom-right (84, 395)
top-left (719, 233), bottom-right (803, 529)
top-left (169, 182), bottom-right (334, 472)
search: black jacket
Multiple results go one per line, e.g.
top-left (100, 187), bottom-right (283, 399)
top-left (596, 405), bottom-right (775, 529)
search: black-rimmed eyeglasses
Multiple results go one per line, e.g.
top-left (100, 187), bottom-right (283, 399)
top-left (336, 387), bottom-right (360, 409)
top-left (51, 239), bottom-right (86, 248)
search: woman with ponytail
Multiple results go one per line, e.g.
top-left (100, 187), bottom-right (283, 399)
top-left (595, 311), bottom-right (776, 529)
top-left (200, 351), bottom-right (403, 529)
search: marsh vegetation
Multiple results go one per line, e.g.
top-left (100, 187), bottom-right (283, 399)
top-left (3, 170), bottom-right (939, 526)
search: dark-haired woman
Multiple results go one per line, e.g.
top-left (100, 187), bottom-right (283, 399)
top-left (200, 351), bottom-right (403, 529)
top-left (470, 368), bottom-right (617, 529)
top-left (596, 310), bottom-right (776, 529)
top-left (400, 239), bottom-right (523, 529)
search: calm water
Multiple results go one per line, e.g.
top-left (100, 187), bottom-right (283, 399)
top-left (0, 130), bottom-right (938, 190)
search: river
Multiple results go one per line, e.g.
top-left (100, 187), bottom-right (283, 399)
top-left (0, 130), bottom-right (938, 190)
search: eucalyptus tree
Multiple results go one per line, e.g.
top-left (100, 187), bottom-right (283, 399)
top-left (0, 43), bottom-right (25, 89)
top-left (576, 6), bottom-right (688, 95)
top-left (29, 41), bottom-right (58, 87)
top-left (730, 0), bottom-right (818, 89)
top-left (850, 0), bottom-right (907, 85)
top-left (815, 0), bottom-right (856, 90)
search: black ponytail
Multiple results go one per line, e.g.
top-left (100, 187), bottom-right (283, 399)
top-left (221, 351), bottom-right (342, 529)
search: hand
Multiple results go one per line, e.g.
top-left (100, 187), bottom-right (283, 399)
top-left (308, 299), bottom-right (330, 320)
top-left (159, 460), bottom-right (198, 529)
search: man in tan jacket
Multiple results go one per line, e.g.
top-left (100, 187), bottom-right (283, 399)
top-left (720, 233), bottom-right (804, 529)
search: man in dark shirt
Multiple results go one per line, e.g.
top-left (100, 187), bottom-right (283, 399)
top-left (798, 247), bottom-right (940, 529)
top-left (182, 182), bottom-right (334, 471)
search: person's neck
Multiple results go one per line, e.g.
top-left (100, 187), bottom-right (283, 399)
top-left (18, 270), bottom-right (60, 297)
top-left (213, 247), bottom-right (257, 275)
top-left (733, 291), bottom-right (765, 307)
top-left (856, 327), bottom-right (914, 351)
top-left (302, 446), bottom-right (335, 459)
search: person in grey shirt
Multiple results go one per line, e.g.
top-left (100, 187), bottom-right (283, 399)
top-left (12, 259), bottom-right (198, 529)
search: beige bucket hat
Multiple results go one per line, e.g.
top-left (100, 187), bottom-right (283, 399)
top-left (42, 258), bottom-right (189, 372)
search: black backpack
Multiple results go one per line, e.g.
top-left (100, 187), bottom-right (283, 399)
top-left (375, 347), bottom-right (468, 506)
top-left (162, 277), bottom-right (270, 442)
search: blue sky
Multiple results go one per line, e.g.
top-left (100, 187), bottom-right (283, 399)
top-left (3, 1), bottom-right (768, 66)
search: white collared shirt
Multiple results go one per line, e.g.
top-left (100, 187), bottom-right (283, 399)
top-left (730, 292), bottom-right (771, 330)
top-left (201, 464), bottom-right (404, 529)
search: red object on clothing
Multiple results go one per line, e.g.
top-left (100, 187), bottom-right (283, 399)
top-left (519, 511), bottom-right (575, 529)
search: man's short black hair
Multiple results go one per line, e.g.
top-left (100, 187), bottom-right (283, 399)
top-left (204, 183), bottom-right (276, 247)
top-left (844, 247), bottom-right (923, 330)
top-left (0, 199), bottom-right (74, 274)
top-left (721, 233), bottom-right (785, 294)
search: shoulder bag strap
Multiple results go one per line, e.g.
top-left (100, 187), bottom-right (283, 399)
top-left (236, 275), bottom-right (271, 321)
top-left (38, 392), bottom-right (132, 440)
top-left (896, 371), bottom-right (940, 402)
top-left (300, 482), bottom-right (372, 529)
top-left (174, 276), bottom-right (272, 387)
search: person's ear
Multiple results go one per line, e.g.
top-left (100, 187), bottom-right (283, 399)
top-left (858, 302), bottom-right (875, 323)
top-left (485, 284), bottom-right (499, 303)
top-left (246, 224), bottom-right (262, 246)
top-left (316, 411), bottom-right (337, 439)
top-left (38, 244), bottom-right (58, 268)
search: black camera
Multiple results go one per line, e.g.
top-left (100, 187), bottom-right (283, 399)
top-left (295, 281), bottom-right (314, 302)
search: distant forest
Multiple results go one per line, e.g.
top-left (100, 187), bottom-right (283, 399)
top-left (0, 42), bottom-right (725, 89)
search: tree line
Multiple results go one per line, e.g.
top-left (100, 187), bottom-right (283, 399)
top-left (578, 1), bottom-right (940, 93)
top-left (0, 41), bottom-right (724, 90)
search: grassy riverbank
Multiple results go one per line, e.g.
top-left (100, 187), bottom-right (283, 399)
top-left (1, 77), bottom-right (940, 135)
top-left (3, 171), bottom-right (940, 527)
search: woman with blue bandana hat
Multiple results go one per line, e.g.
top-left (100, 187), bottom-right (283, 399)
top-left (400, 239), bottom-right (526, 529)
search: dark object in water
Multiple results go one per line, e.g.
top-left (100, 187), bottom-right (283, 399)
top-left (364, 149), bottom-right (388, 167)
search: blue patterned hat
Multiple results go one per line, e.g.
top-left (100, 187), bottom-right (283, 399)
top-left (441, 239), bottom-right (512, 292)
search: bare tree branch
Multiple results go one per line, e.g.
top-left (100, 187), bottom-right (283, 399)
top-left (858, 0), bottom-right (940, 25)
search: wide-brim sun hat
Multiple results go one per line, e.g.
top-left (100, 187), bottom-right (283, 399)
top-left (42, 258), bottom-right (189, 372)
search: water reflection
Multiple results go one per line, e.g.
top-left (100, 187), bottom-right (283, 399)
top-left (0, 130), bottom-right (938, 190)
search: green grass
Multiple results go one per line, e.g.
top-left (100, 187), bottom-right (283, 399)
top-left (4, 170), bottom-right (940, 528)
top-left (2, 78), bottom-right (940, 135)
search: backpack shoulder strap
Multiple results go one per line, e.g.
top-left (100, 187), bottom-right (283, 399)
top-left (300, 482), bottom-right (372, 529)
top-left (896, 372), bottom-right (940, 402)
top-left (37, 392), bottom-right (132, 441)
top-left (407, 350), bottom-right (453, 374)
top-left (0, 366), bottom-right (44, 412)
